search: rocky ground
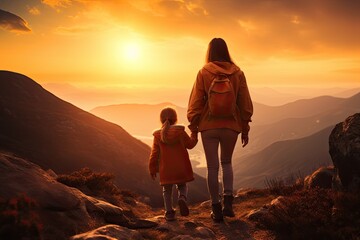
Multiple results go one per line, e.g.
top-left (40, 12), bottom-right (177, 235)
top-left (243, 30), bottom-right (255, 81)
top-left (73, 189), bottom-right (278, 240)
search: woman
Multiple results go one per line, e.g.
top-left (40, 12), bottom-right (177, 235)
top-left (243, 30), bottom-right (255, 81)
top-left (187, 38), bottom-right (253, 222)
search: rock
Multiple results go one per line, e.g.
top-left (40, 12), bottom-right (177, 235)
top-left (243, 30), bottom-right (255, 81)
top-left (329, 113), bottom-right (360, 191)
top-left (304, 166), bottom-right (335, 189)
top-left (247, 196), bottom-right (285, 221)
top-left (195, 226), bottom-right (215, 238)
top-left (184, 221), bottom-right (198, 229)
top-left (0, 152), bottom-right (155, 239)
top-left (171, 235), bottom-right (196, 240)
top-left (70, 224), bottom-right (143, 240)
top-left (246, 208), bottom-right (269, 221)
top-left (270, 196), bottom-right (285, 207)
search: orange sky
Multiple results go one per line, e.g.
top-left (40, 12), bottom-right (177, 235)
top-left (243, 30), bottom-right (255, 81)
top-left (1, 0), bottom-right (360, 107)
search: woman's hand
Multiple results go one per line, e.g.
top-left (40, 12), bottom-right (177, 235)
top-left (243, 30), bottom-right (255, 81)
top-left (150, 173), bottom-right (157, 180)
top-left (241, 133), bottom-right (249, 147)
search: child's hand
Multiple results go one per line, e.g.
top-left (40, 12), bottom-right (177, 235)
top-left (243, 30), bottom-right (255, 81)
top-left (191, 131), bottom-right (198, 140)
top-left (150, 173), bottom-right (157, 180)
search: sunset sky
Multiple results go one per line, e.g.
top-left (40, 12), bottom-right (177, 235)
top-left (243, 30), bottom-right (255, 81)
top-left (1, 0), bottom-right (360, 108)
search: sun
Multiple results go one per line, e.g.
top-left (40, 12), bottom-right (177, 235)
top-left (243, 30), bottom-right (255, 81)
top-left (123, 43), bottom-right (140, 61)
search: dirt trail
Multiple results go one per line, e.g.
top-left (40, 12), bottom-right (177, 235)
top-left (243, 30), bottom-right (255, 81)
top-left (141, 190), bottom-right (277, 240)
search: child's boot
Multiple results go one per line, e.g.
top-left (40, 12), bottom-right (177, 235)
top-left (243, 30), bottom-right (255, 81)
top-left (178, 195), bottom-right (189, 216)
top-left (223, 195), bottom-right (235, 217)
top-left (164, 209), bottom-right (176, 221)
top-left (211, 202), bottom-right (223, 222)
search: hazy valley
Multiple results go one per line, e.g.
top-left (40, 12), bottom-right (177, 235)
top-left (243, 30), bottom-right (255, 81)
top-left (89, 88), bottom-right (360, 189)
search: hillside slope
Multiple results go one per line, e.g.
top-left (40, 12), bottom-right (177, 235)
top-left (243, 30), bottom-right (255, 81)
top-left (234, 126), bottom-right (333, 189)
top-left (248, 92), bottom-right (360, 152)
top-left (0, 71), bottom-right (208, 206)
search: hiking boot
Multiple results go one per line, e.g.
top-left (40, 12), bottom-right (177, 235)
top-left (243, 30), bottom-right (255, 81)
top-left (178, 196), bottom-right (189, 216)
top-left (164, 210), bottom-right (176, 221)
top-left (211, 202), bottom-right (223, 222)
top-left (223, 195), bottom-right (235, 217)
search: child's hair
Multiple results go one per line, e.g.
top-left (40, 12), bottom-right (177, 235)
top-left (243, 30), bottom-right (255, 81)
top-left (160, 107), bottom-right (177, 143)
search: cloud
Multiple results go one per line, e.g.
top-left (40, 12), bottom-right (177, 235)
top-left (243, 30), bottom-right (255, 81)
top-left (28, 6), bottom-right (41, 15)
top-left (200, 0), bottom-right (360, 56)
top-left (41, 0), bottom-right (71, 9)
top-left (37, 0), bottom-right (360, 58)
top-left (0, 9), bottom-right (31, 32)
top-left (54, 25), bottom-right (96, 35)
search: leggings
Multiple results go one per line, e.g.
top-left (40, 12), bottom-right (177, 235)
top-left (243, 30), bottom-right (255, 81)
top-left (201, 128), bottom-right (238, 204)
top-left (163, 183), bottom-right (188, 212)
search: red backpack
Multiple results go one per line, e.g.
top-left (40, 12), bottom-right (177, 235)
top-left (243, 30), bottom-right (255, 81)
top-left (207, 75), bottom-right (237, 120)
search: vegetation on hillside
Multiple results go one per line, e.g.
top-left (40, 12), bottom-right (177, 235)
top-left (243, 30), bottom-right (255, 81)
top-left (260, 177), bottom-right (360, 240)
top-left (56, 168), bottom-right (151, 218)
top-left (0, 194), bottom-right (43, 239)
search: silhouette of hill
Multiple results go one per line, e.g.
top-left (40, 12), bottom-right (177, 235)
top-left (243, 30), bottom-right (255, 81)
top-left (233, 126), bottom-right (333, 189)
top-left (252, 95), bottom-right (348, 125)
top-left (0, 71), bottom-right (208, 206)
top-left (90, 103), bottom-right (188, 138)
top-left (248, 92), bottom-right (360, 152)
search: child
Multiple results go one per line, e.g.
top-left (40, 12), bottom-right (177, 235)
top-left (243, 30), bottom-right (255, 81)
top-left (149, 107), bottom-right (198, 221)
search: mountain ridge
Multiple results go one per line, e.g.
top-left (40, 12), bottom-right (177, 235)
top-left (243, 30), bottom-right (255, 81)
top-left (0, 70), bottom-right (208, 207)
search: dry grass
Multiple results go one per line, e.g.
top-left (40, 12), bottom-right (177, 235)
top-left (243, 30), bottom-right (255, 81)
top-left (56, 168), bottom-right (152, 219)
top-left (265, 172), bottom-right (304, 196)
top-left (259, 188), bottom-right (360, 239)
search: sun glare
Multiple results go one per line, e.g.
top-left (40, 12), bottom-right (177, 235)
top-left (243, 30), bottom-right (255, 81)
top-left (123, 43), bottom-right (140, 61)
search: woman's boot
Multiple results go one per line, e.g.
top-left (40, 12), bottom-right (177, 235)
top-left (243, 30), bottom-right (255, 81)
top-left (223, 195), bottom-right (235, 217)
top-left (211, 202), bottom-right (223, 222)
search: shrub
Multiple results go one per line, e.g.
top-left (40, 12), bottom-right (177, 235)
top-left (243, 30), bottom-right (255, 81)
top-left (0, 194), bottom-right (43, 239)
top-left (57, 167), bottom-right (120, 196)
top-left (259, 188), bottom-right (360, 239)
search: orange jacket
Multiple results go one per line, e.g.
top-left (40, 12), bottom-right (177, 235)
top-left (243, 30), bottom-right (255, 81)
top-left (187, 61), bottom-right (253, 133)
top-left (149, 125), bottom-right (197, 185)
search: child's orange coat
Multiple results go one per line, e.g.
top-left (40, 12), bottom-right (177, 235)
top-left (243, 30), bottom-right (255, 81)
top-left (149, 125), bottom-right (197, 185)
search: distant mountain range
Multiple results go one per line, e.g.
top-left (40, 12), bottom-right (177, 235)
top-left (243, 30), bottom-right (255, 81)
top-left (247, 93), bottom-right (360, 152)
top-left (0, 71), bottom-right (208, 206)
top-left (91, 103), bottom-right (188, 138)
top-left (89, 89), bottom-right (360, 191)
top-left (252, 95), bottom-right (355, 125)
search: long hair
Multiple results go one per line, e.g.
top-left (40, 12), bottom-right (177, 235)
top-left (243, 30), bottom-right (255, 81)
top-left (205, 38), bottom-right (233, 63)
top-left (160, 107), bottom-right (177, 143)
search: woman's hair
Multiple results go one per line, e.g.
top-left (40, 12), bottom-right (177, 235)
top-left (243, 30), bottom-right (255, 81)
top-left (205, 38), bottom-right (233, 63)
top-left (160, 107), bottom-right (177, 143)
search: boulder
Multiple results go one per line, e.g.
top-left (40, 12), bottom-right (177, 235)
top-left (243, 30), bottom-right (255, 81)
top-left (0, 152), bottom-right (156, 239)
top-left (70, 224), bottom-right (143, 240)
top-left (304, 166), bottom-right (335, 189)
top-left (329, 113), bottom-right (360, 191)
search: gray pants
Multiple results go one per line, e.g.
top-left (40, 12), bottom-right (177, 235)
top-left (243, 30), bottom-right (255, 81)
top-left (201, 129), bottom-right (238, 204)
top-left (163, 183), bottom-right (188, 212)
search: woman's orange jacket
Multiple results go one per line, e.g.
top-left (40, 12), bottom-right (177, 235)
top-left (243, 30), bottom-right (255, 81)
top-left (187, 61), bottom-right (253, 133)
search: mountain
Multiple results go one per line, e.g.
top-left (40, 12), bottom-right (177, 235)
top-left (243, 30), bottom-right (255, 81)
top-left (233, 126), bottom-right (333, 189)
top-left (252, 95), bottom-right (348, 125)
top-left (90, 103), bottom-right (189, 139)
top-left (247, 92), bottom-right (360, 152)
top-left (90, 102), bottom-right (208, 176)
top-left (90, 93), bottom-right (360, 179)
top-left (0, 71), bottom-right (208, 206)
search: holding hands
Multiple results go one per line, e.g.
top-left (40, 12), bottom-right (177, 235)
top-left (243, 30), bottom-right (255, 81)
top-left (150, 172), bottom-right (157, 180)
